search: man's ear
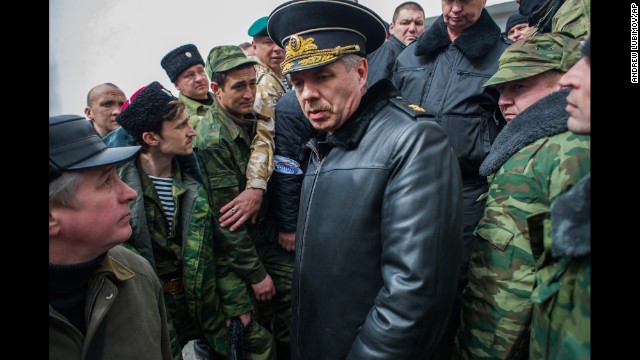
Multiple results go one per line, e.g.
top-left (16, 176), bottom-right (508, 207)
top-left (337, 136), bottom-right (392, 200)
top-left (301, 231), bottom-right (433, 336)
top-left (142, 132), bottom-right (159, 147)
top-left (211, 82), bottom-right (222, 96)
top-left (84, 106), bottom-right (92, 119)
top-left (49, 208), bottom-right (61, 238)
top-left (357, 57), bottom-right (368, 87)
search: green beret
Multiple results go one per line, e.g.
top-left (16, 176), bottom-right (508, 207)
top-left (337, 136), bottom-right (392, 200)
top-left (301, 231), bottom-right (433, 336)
top-left (484, 32), bottom-right (583, 87)
top-left (248, 16), bottom-right (269, 37)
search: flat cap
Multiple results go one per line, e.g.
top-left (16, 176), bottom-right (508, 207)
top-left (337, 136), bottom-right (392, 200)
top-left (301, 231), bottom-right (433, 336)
top-left (268, 0), bottom-right (386, 75)
top-left (49, 115), bottom-right (140, 182)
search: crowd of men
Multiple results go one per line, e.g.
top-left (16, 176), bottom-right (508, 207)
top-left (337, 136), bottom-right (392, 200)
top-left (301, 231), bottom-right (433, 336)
top-left (50, 1), bottom-right (590, 359)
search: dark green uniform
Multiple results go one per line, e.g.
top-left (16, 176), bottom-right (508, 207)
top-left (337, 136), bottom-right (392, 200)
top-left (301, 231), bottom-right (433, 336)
top-left (194, 100), bottom-right (292, 358)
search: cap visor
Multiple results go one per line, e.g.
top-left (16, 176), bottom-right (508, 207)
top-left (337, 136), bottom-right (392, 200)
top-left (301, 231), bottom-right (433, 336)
top-left (67, 145), bottom-right (141, 170)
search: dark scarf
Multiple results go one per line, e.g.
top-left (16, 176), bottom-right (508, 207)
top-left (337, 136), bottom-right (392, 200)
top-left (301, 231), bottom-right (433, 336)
top-left (414, 8), bottom-right (501, 60)
top-left (479, 88), bottom-right (570, 176)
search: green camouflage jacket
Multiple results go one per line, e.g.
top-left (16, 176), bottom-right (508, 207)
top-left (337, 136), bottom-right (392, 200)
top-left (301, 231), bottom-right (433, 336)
top-left (552, 0), bottom-right (590, 40)
top-left (455, 90), bottom-right (591, 359)
top-left (192, 100), bottom-right (278, 285)
top-left (180, 91), bottom-right (214, 129)
top-left (117, 157), bottom-right (253, 356)
top-left (528, 173), bottom-right (590, 360)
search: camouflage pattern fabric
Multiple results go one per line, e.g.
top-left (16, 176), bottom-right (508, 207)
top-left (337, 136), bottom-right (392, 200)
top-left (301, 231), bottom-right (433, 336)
top-left (528, 174), bottom-right (591, 360)
top-left (179, 91), bottom-right (214, 129)
top-left (484, 33), bottom-right (583, 87)
top-left (247, 62), bottom-right (288, 190)
top-left (247, 115), bottom-right (275, 190)
top-left (253, 63), bottom-right (289, 119)
top-left (193, 100), bottom-right (291, 357)
top-left (117, 157), bottom-right (272, 359)
top-left (454, 132), bottom-right (590, 359)
top-left (550, 0), bottom-right (590, 40)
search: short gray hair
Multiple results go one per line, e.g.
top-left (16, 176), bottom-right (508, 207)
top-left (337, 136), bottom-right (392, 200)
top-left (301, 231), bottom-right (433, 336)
top-left (339, 54), bottom-right (362, 72)
top-left (49, 171), bottom-right (83, 208)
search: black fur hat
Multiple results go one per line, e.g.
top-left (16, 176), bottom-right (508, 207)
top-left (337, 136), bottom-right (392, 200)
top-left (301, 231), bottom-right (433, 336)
top-left (116, 81), bottom-right (177, 143)
top-left (161, 44), bottom-right (205, 82)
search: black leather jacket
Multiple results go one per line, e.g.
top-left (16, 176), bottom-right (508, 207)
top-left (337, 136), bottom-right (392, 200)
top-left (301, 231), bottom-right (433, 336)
top-left (393, 9), bottom-right (510, 180)
top-left (291, 80), bottom-right (463, 359)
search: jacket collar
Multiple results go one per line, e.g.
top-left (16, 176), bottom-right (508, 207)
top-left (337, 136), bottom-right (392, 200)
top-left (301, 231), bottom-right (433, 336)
top-left (96, 251), bottom-right (136, 282)
top-left (479, 89), bottom-right (570, 176)
top-left (415, 9), bottom-right (501, 60)
top-left (325, 79), bottom-right (398, 150)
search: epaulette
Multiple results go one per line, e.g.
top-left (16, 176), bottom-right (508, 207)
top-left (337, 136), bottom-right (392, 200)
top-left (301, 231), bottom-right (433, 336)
top-left (388, 96), bottom-right (433, 119)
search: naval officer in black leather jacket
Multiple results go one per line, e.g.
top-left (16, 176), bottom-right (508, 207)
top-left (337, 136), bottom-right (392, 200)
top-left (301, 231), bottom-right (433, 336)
top-left (268, 1), bottom-right (464, 359)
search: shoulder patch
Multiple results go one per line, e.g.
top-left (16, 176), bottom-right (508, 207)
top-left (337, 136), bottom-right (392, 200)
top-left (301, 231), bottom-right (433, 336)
top-left (388, 96), bottom-right (432, 119)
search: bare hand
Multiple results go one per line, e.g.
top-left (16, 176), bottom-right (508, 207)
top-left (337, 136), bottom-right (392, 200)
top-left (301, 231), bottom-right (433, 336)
top-left (251, 274), bottom-right (276, 302)
top-left (225, 312), bottom-right (253, 328)
top-left (219, 188), bottom-right (264, 231)
top-left (278, 231), bottom-right (296, 252)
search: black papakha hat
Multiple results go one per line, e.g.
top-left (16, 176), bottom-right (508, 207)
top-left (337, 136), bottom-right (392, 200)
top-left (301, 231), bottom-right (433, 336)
top-left (267, 0), bottom-right (387, 75)
top-left (505, 13), bottom-right (528, 35)
top-left (161, 44), bottom-right (205, 82)
top-left (116, 81), bottom-right (178, 143)
top-left (49, 115), bottom-right (140, 182)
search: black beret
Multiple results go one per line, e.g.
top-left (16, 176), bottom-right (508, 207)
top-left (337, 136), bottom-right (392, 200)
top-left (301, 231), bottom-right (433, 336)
top-left (267, 0), bottom-right (386, 75)
top-left (161, 44), bottom-right (205, 82)
top-left (505, 13), bottom-right (529, 35)
top-left (116, 81), bottom-right (177, 143)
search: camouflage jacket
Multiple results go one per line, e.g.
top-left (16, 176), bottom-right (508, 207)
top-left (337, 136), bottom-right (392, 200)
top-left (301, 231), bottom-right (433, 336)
top-left (528, 173), bottom-right (590, 360)
top-left (246, 62), bottom-right (287, 190)
top-left (180, 91), bottom-right (214, 129)
top-left (527, 0), bottom-right (590, 40)
top-left (192, 100), bottom-right (278, 285)
top-left (455, 90), bottom-right (591, 359)
top-left (116, 157), bottom-right (253, 356)
top-left (254, 62), bottom-right (290, 119)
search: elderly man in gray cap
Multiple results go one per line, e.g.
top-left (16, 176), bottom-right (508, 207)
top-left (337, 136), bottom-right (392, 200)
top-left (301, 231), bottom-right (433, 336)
top-left (49, 115), bottom-right (172, 359)
top-left (268, 0), bottom-right (463, 358)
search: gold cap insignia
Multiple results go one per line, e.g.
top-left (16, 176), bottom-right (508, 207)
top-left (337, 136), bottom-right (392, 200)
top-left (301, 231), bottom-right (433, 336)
top-left (281, 34), bottom-right (361, 74)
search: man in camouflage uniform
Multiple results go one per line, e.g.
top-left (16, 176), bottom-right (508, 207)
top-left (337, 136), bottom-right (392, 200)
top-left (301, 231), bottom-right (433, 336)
top-left (162, 44), bottom-right (214, 129)
top-left (519, 0), bottom-right (590, 40)
top-left (453, 33), bottom-right (591, 359)
top-left (528, 36), bottom-right (591, 360)
top-left (110, 81), bottom-right (273, 360)
top-left (248, 15), bottom-right (291, 119)
top-left (194, 45), bottom-right (292, 360)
